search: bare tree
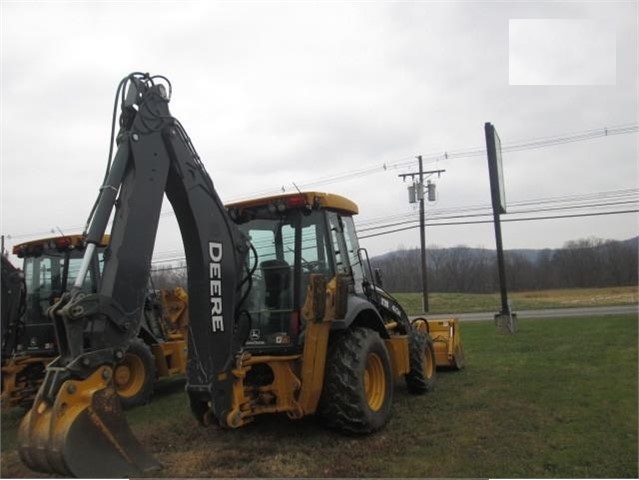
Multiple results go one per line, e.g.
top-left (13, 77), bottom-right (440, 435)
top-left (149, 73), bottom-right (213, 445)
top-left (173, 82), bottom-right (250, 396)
top-left (150, 263), bottom-right (187, 290)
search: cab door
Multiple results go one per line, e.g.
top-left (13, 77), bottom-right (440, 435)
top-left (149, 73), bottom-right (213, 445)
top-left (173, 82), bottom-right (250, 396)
top-left (326, 212), bottom-right (366, 295)
top-left (21, 254), bottom-right (63, 355)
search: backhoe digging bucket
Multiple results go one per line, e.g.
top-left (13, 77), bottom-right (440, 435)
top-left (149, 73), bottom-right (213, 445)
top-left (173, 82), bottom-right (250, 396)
top-left (18, 366), bottom-right (161, 478)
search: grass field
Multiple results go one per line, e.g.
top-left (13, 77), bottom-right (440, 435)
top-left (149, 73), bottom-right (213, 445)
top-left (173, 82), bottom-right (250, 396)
top-left (393, 285), bottom-right (638, 315)
top-left (1, 313), bottom-right (637, 478)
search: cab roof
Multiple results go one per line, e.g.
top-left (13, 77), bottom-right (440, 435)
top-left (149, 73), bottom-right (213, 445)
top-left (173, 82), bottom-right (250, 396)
top-left (13, 234), bottom-right (110, 257)
top-left (226, 191), bottom-right (358, 215)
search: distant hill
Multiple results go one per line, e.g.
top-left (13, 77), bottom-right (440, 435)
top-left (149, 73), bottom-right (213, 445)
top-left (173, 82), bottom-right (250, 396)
top-left (369, 236), bottom-right (638, 293)
top-left (505, 237), bottom-right (639, 264)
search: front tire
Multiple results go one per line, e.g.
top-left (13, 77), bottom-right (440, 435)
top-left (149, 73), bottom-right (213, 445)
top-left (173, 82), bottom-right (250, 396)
top-left (114, 339), bottom-right (155, 409)
top-left (405, 330), bottom-right (436, 394)
top-left (319, 327), bottom-right (393, 434)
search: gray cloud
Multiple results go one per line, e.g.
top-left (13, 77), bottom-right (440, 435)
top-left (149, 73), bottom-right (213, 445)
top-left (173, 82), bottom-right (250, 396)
top-left (1, 1), bottom-right (637, 260)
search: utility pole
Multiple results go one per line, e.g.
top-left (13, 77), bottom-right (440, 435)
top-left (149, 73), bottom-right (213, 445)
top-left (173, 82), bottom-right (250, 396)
top-left (417, 156), bottom-right (428, 312)
top-left (398, 157), bottom-right (445, 313)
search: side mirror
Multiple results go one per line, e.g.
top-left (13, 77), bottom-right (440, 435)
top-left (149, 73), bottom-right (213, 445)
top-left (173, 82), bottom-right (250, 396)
top-left (374, 268), bottom-right (383, 287)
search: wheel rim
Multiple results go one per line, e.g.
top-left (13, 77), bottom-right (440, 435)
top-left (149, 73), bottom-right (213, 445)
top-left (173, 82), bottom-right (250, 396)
top-left (423, 345), bottom-right (435, 379)
top-left (364, 353), bottom-right (386, 411)
top-left (412, 318), bottom-right (429, 333)
top-left (114, 353), bottom-right (145, 398)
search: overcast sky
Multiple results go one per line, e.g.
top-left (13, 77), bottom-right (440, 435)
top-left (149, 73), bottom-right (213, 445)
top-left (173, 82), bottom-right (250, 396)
top-left (1, 1), bottom-right (637, 263)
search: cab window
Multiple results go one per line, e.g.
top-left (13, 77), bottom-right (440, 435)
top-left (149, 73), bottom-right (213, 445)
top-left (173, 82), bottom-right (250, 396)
top-left (327, 212), bottom-right (349, 275)
top-left (341, 216), bottom-right (365, 294)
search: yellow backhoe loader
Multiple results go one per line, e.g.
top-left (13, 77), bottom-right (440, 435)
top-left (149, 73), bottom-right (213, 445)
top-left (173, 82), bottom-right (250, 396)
top-left (2, 234), bottom-right (189, 410)
top-left (17, 72), bottom-right (463, 478)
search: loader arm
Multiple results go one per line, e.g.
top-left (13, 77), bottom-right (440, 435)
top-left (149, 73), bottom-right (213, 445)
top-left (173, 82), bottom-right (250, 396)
top-left (18, 73), bottom-right (250, 478)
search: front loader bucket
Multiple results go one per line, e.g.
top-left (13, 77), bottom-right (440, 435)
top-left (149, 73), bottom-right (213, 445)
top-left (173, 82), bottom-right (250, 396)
top-left (428, 318), bottom-right (465, 370)
top-left (412, 317), bottom-right (465, 370)
top-left (18, 366), bottom-right (161, 478)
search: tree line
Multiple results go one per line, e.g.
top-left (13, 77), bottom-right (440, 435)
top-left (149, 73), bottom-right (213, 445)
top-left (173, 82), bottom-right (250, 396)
top-left (150, 236), bottom-right (638, 294)
top-left (371, 236), bottom-right (638, 293)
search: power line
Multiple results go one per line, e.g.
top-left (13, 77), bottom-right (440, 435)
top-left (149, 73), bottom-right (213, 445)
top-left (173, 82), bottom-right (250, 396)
top-left (287, 124), bottom-right (639, 192)
top-left (46, 190), bottom-right (639, 263)
top-left (9, 189), bottom-right (636, 264)
top-left (215, 124), bottom-right (639, 202)
top-left (6, 125), bottom-right (638, 241)
top-left (149, 208), bottom-right (639, 267)
top-left (358, 199), bottom-right (639, 233)
top-left (358, 209), bottom-right (639, 239)
top-left (357, 188), bottom-right (639, 230)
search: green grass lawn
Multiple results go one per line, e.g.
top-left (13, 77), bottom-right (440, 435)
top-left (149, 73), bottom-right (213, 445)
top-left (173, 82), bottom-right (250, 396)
top-left (384, 314), bottom-right (638, 478)
top-left (2, 314), bottom-right (637, 478)
top-left (393, 285), bottom-right (638, 315)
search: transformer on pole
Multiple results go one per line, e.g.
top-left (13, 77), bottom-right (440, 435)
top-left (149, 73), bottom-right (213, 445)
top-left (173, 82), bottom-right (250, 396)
top-left (398, 159), bottom-right (445, 313)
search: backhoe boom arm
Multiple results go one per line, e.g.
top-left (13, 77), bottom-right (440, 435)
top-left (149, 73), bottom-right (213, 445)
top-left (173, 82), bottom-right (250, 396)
top-left (19, 73), bottom-right (250, 477)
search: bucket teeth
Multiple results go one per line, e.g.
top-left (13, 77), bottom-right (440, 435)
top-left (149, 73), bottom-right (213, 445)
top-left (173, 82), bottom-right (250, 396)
top-left (18, 367), bottom-right (161, 478)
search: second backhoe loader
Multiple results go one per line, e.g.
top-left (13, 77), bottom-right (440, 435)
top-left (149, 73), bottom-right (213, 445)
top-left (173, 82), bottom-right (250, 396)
top-left (2, 234), bottom-right (189, 410)
top-left (18, 72), bottom-right (454, 478)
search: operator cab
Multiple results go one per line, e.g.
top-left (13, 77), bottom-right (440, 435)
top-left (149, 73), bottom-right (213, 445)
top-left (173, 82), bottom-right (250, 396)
top-left (227, 192), bottom-right (366, 353)
top-left (12, 235), bottom-right (107, 355)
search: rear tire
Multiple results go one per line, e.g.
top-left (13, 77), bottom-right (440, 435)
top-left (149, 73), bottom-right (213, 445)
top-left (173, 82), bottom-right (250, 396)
top-left (405, 330), bottom-right (436, 394)
top-left (114, 339), bottom-right (155, 409)
top-left (319, 327), bottom-right (393, 434)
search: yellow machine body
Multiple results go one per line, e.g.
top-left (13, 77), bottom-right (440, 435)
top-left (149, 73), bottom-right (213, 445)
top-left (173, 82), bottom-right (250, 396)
top-left (15, 72), bottom-right (451, 478)
top-left (18, 273), bottom-right (414, 477)
top-left (414, 317), bottom-right (465, 370)
top-left (1, 357), bottom-right (51, 409)
top-left (220, 275), bottom-right (412, 429)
